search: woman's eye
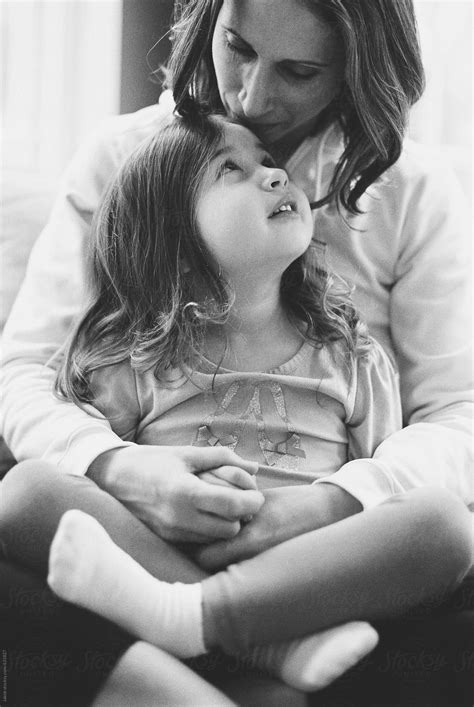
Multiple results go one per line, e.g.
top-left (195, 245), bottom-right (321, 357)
top-left (224, 33), bottom-right (254, 59)
top-left (284, 65), bottom-right (321, 81)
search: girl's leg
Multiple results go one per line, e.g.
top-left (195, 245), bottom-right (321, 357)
top-left (93, 642), bottom-right (237, 707)
top-left (48, 507), bottom-right (370, 691)
top-left (0, 462), bottom-right (306, 700)
top-left (0, 460), bottom-right (206, 582)
top-left (0, 558), bottom-right (237, 707)
top-left (48, 487), bottom-right (471, 656)
top-left (203, 488), bottom-right (472, 653)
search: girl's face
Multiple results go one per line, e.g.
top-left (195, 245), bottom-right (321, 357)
top-left (211, 0), bottom-right (344, 150)
top-left (196, 121), bottom-right (313, 282)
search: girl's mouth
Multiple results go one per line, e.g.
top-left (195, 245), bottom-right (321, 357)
top-left (269, 199), bottom-right (297, 218)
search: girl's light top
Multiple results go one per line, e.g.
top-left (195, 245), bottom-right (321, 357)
top-left (1, 92), bottom-right (472, 507)
top-left (87, 339), bottom-right (402, 492)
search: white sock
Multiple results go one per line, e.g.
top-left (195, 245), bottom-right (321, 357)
top-left (246, 621), bottom-right (379, 691)
top-left (48, 509), bottom-right (205, 658)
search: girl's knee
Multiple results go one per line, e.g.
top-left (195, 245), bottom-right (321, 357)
top-left (400, 487), bottom-right (473, 588)
top-left (1, 460), bottom-right (60, 511)
top-left (0, 461), bottom-right (95, 572)
top-left (0, 460), bottom-right (90, 543)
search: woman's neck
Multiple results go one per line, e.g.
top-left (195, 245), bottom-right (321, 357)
top-left (204, 278), bottom-right (305, 372)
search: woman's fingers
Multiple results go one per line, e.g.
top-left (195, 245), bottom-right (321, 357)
top-left (198, 465), bottom-right (258, 490)
top-left (90, 444), bottom-right (263, 542)
top-left (179, 446), bottom-right (259, 476)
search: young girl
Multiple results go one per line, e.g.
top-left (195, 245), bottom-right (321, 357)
top-left (34, 111), bottom-right (470, 693)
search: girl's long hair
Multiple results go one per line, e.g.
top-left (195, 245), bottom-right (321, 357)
top-left (166, 0), bottom-right (425, 214)
top-left (56, 112), bottom-right (369, 406)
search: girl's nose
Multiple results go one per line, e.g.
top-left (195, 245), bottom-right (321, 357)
top-left (260, 167), bottom-right (289, 192)
top-left (238, 64), bottom-right (274, 120)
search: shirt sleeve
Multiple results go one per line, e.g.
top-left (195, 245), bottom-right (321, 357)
top-left (316, 153), bottom-right (473, 508)
top-left (313, 340), bottom-right (406, 507)
top-left (1, 103), bottom-right (171, 475)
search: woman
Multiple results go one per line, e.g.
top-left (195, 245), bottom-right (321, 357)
top-left (1, 0), bottom-right (471, 704)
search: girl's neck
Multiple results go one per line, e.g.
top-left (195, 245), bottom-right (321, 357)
top-left (204, 278), bottom-right (305, 372)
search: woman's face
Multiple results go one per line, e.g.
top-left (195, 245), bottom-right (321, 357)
top-left (196, 120), bottom-right (312, 282)
top-left (212, 0), bottom-right (344, 150)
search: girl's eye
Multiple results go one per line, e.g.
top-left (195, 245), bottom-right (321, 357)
top-left (219, 160), bottom-right (241, 176)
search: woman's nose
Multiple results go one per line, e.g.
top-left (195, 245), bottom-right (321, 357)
top-left (260, 167), bottom-right (289, 191)
top-left (238, 64), bottom-right (274, 119)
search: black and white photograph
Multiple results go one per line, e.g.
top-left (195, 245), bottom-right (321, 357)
top-left (0, 1), bottom-right (472, 705)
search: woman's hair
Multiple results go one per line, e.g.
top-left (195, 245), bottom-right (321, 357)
top-left (166, 0), bottom-right (425, 214)
top-left (56, 112), bottom-right (369, 406)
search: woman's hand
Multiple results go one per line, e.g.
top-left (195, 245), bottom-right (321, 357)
top-left (194, 483), bottom-right (362, 570)
top-left (87, 445), bottom-right (264, 543)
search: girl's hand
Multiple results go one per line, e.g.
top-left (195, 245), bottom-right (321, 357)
top-left (87, 445), bottom-right (263, 543)
top-left (194, 484), bottom-right (362, 570)
top-left (197, 463), bottom-right (258, 490)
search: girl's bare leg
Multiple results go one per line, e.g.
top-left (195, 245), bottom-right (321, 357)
top-left (48, 488), bottom-right (471, 658)
top-left (203, 487), bottom-right (472, 653)
top-left (0, 460), bottom-right (205, 582)
top-left (92, 642), bottom-right (236, 707)
top-left (49, 508), bottom-right (377, 690)
top-left (0, 461), bottom-right (306, 699)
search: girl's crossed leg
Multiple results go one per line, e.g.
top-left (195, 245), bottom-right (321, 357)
top-left (0, 461), bottom-right (305, 704)
top-left (2, 461), bottom-right (472, 694)
top-left (0, 461), bottom-right (377, 691)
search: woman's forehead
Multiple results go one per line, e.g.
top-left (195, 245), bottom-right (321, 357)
top-left (218, 0), bottom-right (339, 64)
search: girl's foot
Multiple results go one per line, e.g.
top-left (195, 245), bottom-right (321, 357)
top-left (48, 509), bottom-right (205, 658)
top-left (246, 621), bottom-right (378, 691)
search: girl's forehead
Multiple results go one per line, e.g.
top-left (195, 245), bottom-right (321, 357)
top-left (219, 120), bottom-right (263, 154)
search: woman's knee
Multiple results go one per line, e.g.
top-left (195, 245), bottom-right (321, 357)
top-left (397, 487), bottom-right (473, 590)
